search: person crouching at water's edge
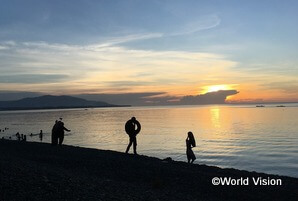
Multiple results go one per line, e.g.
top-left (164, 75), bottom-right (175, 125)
top-left (186, 131), bottom-right (196, 163)
top-left (125, 117), bottom-right (141, 154)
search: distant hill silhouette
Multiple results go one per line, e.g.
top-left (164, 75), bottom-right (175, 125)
top-left (0, 95), bottom-right (125, 110)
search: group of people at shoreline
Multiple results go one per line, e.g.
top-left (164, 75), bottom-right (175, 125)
top-left (3, 130), bottom-right (44, 142)
top-left (50, 116), bottom-right (197, 163)
top-left (3, 116), bottom-right (197, 163)
top-left (52, 116), bottom-right (196, 163)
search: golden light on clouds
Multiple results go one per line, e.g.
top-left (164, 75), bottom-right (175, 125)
top-left (201, 84), bottom-right (235, 94)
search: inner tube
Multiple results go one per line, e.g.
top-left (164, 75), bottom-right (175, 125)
top-left (125, 120), bottom-right (141, 135)
top-left (134, 121), bottom-right (141, 135)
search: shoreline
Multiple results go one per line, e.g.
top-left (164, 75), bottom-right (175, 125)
top-left (1, 138), bottom-right (296, 178)
top-left (1, 140), bottom-right (297, 201)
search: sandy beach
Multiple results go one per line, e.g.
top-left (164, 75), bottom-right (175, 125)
top-left (0, 140), bottom-right (297, 201)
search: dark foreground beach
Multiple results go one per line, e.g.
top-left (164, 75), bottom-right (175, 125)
top-left (0, 140), bottom-right (297, 201)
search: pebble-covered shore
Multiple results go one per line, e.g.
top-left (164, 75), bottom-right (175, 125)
top-left (0, 140), bottom-right (297, 201)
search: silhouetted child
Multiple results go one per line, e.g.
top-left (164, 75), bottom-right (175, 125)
top-left (39, 130), bottom-right (43, 141)
top-left (125, 117), bottom-right (141, 154)
top-left (16, 132), bottom-right (21, 141)
top-left (186, 131), bottom-right (196, 163)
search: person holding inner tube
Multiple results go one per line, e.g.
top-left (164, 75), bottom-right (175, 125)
top-left (125, 117), bottom-right (141, 154)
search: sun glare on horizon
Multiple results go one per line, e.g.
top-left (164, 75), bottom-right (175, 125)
top-left (202, 85), bottom-right (233, 94)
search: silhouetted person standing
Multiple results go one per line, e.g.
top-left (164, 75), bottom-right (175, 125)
top-left (186, 131), bottom-right (196, 163)
top-left (51, 119), bottom-right (70, 146)
top-left (56, 118), bottom-right (70, 145)
top-left (16, 132), bottom-right (21, 141)
top-left (51, 120), bottom-right (59, 145)
top-left (125, 117), bottom-right (141, 154)
top-left (39, 130), bottom-right (43, 141)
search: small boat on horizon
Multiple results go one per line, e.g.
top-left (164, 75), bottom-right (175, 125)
top-left (256, 105), bottom-right (265, 107)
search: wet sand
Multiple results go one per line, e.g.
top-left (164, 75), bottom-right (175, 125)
top-left (0, 140), bottom-right (297, 201)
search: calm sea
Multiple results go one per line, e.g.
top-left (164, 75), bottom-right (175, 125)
top-left (1, 104), bottom-right (298, 178)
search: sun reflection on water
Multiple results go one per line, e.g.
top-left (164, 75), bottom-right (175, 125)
top-left (210, 108), bottom-right (221, 128)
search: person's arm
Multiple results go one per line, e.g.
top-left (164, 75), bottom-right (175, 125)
top-left (63, 127), bottom-right (71, 132)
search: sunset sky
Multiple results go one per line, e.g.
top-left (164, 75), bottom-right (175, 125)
top-left (0, 0), bottom-right (298, 104)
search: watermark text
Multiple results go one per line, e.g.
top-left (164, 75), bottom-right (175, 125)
top-left (212, 177), bottom-right (282, 186)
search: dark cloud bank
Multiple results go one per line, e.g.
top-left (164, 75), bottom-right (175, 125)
top-left (179, 90), bottom-right (239, 105)
top-left (75, 90), bottom-right (239, 106)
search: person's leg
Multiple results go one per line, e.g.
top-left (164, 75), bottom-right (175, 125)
top-left (133, 137), bottom-right (137, 154)
top-left (51, 133), bottom-right (54, 145)
top-left (126, 137), bottom-right (133, 153)
top-left (192, 156), bottom-right (196, 163)
top-left (52, 133), bottom-right (58, 145)
top-left (59, 135), bottom-right (64, 145)
top-left (190, 150), bottom-right (196, 163)
top-left (187, 150), bottom-right (191, 163)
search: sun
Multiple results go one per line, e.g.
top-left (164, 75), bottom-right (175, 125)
top-left (202, 85), bottom-right (232, 93)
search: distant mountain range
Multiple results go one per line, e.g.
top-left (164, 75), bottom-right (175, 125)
top-left (0, 95), bottom-right (127, 110)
